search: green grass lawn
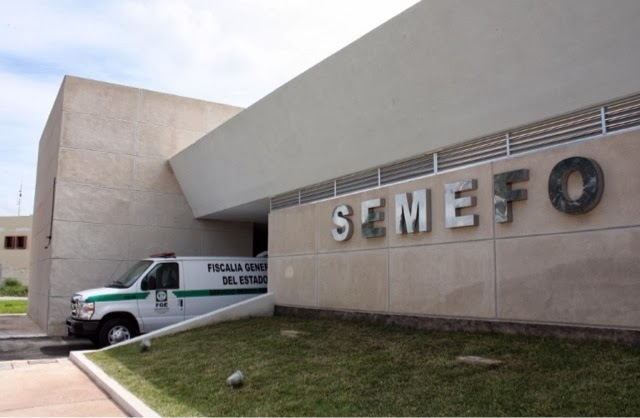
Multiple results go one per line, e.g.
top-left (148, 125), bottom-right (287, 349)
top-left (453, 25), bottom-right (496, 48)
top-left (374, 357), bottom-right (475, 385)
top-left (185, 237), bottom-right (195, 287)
top-left (87, 316), bottom-right (640, 417)
top-left (0, 300), bottom-right (27, 314)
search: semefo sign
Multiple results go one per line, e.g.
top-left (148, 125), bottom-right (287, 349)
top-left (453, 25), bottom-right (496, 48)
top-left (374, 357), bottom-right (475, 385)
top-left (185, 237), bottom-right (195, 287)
top-left (331, 156), bottom-right (604, 241)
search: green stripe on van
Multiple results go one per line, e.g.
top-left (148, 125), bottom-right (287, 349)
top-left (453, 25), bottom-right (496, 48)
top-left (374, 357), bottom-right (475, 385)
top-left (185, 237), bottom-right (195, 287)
top-left (86, 292), bottom-right (150, 303)
top-left (173, 288), bottom-right (267, 298)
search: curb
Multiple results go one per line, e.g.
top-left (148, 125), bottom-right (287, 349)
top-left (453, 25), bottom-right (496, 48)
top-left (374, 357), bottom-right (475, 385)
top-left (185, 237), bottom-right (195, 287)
top-left (70, 351), bottom-right (160, 418)
top-left (0, 333), bottom-right (48, 340)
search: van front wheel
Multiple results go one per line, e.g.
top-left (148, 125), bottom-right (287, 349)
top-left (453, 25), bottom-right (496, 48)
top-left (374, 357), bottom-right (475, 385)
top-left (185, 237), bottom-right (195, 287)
top-left (99, 318), bottom-right (138, 347)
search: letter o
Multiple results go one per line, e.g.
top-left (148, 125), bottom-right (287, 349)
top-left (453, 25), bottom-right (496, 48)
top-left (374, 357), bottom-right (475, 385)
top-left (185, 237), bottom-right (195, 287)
top-left (548, 157), bottom-right (604, 214)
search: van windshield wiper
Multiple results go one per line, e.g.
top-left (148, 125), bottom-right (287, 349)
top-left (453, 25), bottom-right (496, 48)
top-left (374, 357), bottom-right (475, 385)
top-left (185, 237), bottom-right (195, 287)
top-left (106, 281), bottom-right (126, 288)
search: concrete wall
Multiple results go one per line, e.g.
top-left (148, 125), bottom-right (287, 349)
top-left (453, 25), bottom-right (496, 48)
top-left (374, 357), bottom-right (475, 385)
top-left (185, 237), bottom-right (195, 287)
top-left (0, 216), bottom-right (33, 284)
top-left (30, 84), bottom-right (65, 329)
top-left (171, 0), bottom-right (640, 219)
top-left (268, 130), bottom-right (640, 331)
top-left (29, 76), bottom-right (249, 335)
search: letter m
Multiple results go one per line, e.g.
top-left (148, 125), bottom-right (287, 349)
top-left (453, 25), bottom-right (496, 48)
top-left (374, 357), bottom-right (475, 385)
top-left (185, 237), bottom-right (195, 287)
top-left (395, 189), bottom-right (431, 234)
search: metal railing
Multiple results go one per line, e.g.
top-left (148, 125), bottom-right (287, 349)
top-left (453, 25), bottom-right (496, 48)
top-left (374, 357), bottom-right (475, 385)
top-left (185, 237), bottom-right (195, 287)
top-left (271, 93), bottom-right (640, 211)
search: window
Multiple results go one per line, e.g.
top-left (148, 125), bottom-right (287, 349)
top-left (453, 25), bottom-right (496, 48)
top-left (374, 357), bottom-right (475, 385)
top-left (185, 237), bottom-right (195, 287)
top-left (144, 262), bottom-right (179, 290)
top-left (4, 236), bottom-right (27, 250)
top-left (16, 236), bottom-right (27, 249)
top-left (4, 236), bottom-right (15, 249)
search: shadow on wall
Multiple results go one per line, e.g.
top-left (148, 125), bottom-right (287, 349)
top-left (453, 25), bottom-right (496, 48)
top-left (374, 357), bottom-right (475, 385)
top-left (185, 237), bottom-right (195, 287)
top-left (253, 223), bottom-right (268, 256)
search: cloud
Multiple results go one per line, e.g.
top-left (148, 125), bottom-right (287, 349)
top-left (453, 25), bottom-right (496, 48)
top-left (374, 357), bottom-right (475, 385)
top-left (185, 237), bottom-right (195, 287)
top-left (0, 0), bottom-right (420, 216)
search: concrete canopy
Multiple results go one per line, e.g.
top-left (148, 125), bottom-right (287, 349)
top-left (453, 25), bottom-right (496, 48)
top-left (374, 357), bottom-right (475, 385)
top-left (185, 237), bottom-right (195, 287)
top-left (170, 0), bottom-right (640, 221)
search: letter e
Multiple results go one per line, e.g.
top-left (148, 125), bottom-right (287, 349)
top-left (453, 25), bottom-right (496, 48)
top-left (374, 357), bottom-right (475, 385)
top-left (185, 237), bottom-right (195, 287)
top-left (445, 179), bottom-right (479, 228)
top-left (361, 198), bottom-right (386, 238)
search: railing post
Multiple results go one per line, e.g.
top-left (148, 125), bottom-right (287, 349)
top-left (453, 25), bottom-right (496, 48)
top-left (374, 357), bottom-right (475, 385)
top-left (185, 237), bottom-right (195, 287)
top-left (600, 106), bottom-right (607, 135)
top-left (433, 153), bottom-right (439, 174)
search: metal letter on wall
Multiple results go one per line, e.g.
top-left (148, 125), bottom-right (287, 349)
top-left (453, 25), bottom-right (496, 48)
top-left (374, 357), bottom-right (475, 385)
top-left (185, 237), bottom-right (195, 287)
top-left (395, 189), bottom-right (431, 234)
top-left (494, 169), bottom-right (529, 223)
top-left (361, 198), bottom-right (386, 238)
top-left (445, 179), bottom-right (479, 228)
top-left (331, 205), bottom-right (354, 241)
top-left (548, 156), bottom-right (604, 214)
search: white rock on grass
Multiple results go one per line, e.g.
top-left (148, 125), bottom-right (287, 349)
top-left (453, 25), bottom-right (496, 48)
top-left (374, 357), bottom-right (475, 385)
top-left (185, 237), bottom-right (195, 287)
top-left (457, 355), bottom-right (503, 365)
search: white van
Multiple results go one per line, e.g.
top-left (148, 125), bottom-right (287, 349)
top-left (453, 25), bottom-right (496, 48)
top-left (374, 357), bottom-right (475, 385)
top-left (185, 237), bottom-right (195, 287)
top-left (66, 253), bottom-right (268, 346)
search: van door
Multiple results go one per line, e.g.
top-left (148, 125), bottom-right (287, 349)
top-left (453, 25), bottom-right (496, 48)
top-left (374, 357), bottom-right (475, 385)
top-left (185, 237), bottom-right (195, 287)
top-left (137, 261), bottom-right (185, 333)
top-left (180, 258), bottom-right (268, 320)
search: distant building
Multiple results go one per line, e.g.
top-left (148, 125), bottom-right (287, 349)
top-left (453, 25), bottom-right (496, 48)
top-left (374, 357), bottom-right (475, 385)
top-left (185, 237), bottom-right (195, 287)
top-left (0, 216), bottom-right (32, 284)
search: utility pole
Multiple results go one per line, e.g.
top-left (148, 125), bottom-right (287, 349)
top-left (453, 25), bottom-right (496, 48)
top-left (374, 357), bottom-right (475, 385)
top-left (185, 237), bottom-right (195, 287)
top-left (17, 179), bottom-right (22, 216)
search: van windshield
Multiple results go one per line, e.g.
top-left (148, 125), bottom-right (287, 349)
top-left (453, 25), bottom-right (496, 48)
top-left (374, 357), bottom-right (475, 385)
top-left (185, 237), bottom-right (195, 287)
top-left (106, 260), bottom-right (153, 288)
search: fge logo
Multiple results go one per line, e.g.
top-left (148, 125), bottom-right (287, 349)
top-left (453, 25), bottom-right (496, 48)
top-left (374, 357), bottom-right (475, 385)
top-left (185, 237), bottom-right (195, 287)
top-left (156, 290), bottom-right (168, 308)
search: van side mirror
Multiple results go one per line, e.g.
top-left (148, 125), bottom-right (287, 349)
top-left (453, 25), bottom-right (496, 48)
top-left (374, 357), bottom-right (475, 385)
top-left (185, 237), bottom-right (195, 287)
top-left (141, 277), bottom-right (148, 291)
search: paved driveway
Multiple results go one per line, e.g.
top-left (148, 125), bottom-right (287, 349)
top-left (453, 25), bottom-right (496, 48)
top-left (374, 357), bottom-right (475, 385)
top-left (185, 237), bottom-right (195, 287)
top-left (0, 335), bottom-right (95, 361)
top-left (0, 358), bottom-right (126, 417)
top-left (0, 313), bottom-right (46, 338)
top-left (0, 314), bottom-right (127, 416)
top-left (0, 314), bottom-right (95, 360)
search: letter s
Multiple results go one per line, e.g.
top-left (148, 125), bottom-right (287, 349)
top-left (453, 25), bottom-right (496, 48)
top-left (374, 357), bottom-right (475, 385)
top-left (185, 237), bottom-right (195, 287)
top-left (331, 204), bottom-right (354, 241)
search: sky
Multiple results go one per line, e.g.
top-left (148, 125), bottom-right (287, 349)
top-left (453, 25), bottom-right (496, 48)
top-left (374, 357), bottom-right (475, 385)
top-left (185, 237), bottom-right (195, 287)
top-left (0, 0), bottom-right (420, 217)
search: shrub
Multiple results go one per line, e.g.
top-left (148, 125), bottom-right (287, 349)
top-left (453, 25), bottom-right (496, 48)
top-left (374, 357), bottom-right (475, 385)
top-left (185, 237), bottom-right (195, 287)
top-left (3, 278), bottom-right (21, 287)
top-left (0, 278), bottom-right (28, 296)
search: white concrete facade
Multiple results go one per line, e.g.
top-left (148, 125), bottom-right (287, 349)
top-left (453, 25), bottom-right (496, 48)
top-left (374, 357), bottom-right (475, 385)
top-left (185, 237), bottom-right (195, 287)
top-left (268, 130), bottom-right (640, 331)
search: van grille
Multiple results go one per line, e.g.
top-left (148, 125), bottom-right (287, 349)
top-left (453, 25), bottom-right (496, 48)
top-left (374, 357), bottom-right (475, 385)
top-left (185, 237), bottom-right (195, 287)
top-left (70, 296), bottom-right (80, 319)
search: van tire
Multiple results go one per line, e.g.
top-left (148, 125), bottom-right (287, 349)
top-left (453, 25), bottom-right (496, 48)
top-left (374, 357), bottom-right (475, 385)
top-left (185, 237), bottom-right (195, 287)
top-left (98, 318), bottom-right (138, 347)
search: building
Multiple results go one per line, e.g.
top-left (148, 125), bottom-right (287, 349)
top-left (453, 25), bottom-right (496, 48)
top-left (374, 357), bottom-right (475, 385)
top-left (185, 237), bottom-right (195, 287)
top-left (31, 0), bottom-right (640, 339)
top-left (0, 216), bottom-right (32, 284)
top-left (29, 77), bottom-right (257, 335)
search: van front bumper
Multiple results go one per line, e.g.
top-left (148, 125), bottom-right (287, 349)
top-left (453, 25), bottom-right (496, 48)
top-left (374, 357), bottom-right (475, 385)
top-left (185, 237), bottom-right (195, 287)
top-left (66, 317), bottom-right (99, 337)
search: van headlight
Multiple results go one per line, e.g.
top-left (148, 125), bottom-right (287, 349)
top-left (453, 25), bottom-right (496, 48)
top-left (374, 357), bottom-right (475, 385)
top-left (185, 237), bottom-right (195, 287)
top-left (77, 301), bottom-right (95, 320)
